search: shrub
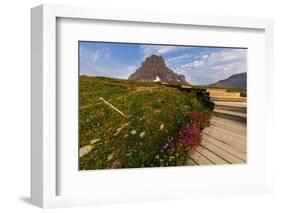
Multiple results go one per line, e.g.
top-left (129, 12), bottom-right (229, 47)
top-left (161, 111), bottom-right (211, 166)
top-left (188, 111), bottom-right (211, 130)
top-left (181, 123), bottom-right (201, 146)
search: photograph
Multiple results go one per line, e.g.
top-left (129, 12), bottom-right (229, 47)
top-left (79, 41), bottom-right (247, 170)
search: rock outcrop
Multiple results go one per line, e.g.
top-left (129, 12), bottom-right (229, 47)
top-left (128, 55), bottom-right (188, 84)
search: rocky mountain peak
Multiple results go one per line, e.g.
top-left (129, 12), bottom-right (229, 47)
top-left (128, 55), bottom-right (188, 84)
top-left (142, 55), bottom-right (165, 68)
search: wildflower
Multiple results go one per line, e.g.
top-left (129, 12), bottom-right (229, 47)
top-left (139, 131), bottom-right (146, 138)
top-left (181, 123), bottom-right (200, 146)
top-left (140, 116), bottom-right (145, 121)
top-left (130, 130), bottom-right (137, 135)
top-left (89, 138), bottom-right (100, 144)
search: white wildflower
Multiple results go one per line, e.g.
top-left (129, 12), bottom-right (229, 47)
top-left (90, 139), bottom-right (100, 144)
top-left (130, 130), bottom-right (137, 135)
top-left (139, 131), bottom-right (146, 138)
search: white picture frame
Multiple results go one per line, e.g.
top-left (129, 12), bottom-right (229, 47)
top-left (31, 4), bottom-right (274, 208)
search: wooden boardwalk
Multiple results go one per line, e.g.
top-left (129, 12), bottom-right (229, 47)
top-left (189, 115), bottom-right (247, 165)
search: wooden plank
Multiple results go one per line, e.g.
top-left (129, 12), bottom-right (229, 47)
top-left (211, 119), bottom-right (246, 133)
top-left (215, 105), bottom-right (246, 113)
top-left (213, 101), bottom-right (247, 108)
top-left (211, 121), bottom-right (246, 136)
top-left (214, 109), bottom-right (247, 118)
top-left (212, 115), bottom-right (246, 125)
top-left (202, 129), bottom-right (246, 148)
top-left (189, 114), bottom-right (247, 165)
top-left (213, 110), bottom-right (246, 123)
top-left (211, 97), bottom-right (246, 102)
top-left (203, 124), bottom-right (246, 142)
top-left (206, 125), bottom-right (246, 141)
top-left (190, 150), bottom-right (214, 165)
top-left (195, 146), bottom-right (229, 164)
top-left (202, 134), bottom-right (247, 160)
top-left (187, 158), bottom-right (198, 165)
top-left (201, 132), bottom-right (246, 151)
top-left (201, 137), bottom-right (246, 163)
top-left (99, 97), bottom-right (129, 118)
top-left (211, 117), bottom-right (247, 132)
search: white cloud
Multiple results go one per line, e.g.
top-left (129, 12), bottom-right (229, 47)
top-left (165, 53), bottom-right (193, 67)
top-left (157, 46), bottom-right (177, 54)
top-left (125, 65), bottom-right (137, 77)
top-left (139, 45), bottom-right (192, 60)
top-left (174, 49), bottom-right (247, 85)
top-left (140, 45), bottom-right (173, 56)
top-left (80, 44), bottom-right (247, 85)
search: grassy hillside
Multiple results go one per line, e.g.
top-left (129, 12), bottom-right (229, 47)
top-left (79, 76), bottom-right (211, 170)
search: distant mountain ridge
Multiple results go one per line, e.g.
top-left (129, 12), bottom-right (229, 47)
top-left (209, 72), bottom-right (247, 89)
top-left (128, 55), bottom-right (190, 84)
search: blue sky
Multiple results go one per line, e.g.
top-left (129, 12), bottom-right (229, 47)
top-left (79, 41), bottom-right (247, 85)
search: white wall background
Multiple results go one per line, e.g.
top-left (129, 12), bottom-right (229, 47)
top-left (0, 0), bottom-right (280, 212)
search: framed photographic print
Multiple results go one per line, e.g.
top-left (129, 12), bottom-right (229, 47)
top-left (78, 41), bottom-right (247, 170)
top-left (31, 4), bottom-right (274, 208)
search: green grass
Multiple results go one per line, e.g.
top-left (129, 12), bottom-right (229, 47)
top-left (79, 76), bottom-right (210, 170)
